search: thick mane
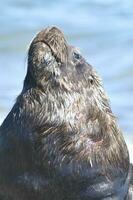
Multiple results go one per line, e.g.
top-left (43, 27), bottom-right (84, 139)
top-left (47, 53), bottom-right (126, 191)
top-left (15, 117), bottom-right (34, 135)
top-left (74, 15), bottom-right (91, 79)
top-left (15, 82), bottom-right (129, 176)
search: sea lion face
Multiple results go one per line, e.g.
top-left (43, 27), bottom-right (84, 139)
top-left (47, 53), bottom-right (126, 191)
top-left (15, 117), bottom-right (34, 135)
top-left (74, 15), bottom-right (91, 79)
top-left (26, 27), bottom-right (98, 94)
top-left (24, 26), bottom-right (111, 123)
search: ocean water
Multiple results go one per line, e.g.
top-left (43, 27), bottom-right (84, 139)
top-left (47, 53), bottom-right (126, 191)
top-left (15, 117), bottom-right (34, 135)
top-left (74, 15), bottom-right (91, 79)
top-left (0, 0), bottom-right (133, 161)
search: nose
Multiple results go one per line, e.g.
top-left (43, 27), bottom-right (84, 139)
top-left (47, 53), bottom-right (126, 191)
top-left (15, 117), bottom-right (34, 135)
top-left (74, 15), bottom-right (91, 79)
top-left (31, 26), bottom-right (67, 63)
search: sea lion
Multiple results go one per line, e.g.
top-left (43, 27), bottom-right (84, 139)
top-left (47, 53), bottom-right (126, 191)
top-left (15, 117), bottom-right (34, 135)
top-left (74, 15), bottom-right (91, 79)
top-left (0, 26), bottom-right (133, 200)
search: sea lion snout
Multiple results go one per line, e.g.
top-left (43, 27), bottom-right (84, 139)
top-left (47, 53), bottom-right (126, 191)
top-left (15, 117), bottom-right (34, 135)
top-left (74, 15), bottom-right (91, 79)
top-left (31, 26), bottom-right (68, 63)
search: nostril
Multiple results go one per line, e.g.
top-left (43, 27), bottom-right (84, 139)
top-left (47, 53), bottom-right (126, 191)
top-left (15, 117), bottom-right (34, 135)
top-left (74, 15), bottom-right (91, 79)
top-left (42, 51), bottom-right (53, 66)
top-left (44, 59), bottom-right (51, 66)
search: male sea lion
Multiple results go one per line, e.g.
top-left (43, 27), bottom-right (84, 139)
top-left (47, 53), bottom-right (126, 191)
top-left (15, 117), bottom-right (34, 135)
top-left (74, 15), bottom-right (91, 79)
top-left (0, 26), bottom-right (133, 200)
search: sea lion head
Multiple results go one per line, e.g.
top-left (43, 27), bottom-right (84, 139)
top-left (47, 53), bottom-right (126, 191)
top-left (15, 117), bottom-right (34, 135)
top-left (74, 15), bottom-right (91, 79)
top-left (24, 26), bottom-right (110, 119)
top-left (25, 27), bottom-right (97, 92)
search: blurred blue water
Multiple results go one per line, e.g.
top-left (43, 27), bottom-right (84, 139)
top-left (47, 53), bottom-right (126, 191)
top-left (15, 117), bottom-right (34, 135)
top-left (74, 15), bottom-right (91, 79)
top-left (0, 0), bottom-right (133, 139)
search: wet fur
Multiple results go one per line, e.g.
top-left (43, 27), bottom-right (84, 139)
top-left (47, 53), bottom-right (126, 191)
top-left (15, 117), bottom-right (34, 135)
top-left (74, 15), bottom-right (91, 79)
top-left (0, 27), bottom-right (133, 199)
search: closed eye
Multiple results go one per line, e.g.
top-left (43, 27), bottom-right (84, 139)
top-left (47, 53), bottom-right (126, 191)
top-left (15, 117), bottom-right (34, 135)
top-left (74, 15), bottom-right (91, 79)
top-left (73, 51), bottom-right (81, 60)
top-left (88, 75), bottom-right (94, 85)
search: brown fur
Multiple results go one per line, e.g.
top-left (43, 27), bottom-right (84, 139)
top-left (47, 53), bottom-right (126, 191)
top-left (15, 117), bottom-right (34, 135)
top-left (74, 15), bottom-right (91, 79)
top-left (0, 26), bottom-right (132, 200)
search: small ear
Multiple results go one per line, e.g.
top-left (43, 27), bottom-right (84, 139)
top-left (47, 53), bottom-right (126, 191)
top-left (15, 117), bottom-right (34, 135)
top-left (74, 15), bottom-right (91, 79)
top-left (31, 26), bottom-right (68, 63)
